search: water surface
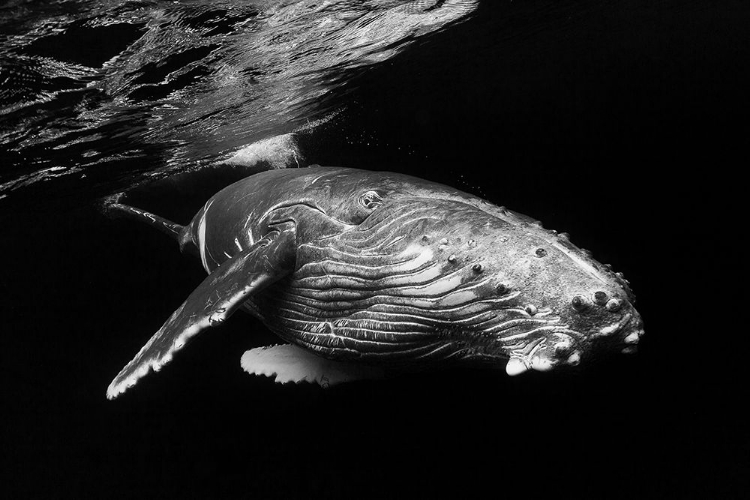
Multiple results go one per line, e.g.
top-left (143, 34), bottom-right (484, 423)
top-left (1, 0), bottom-right (477, 206)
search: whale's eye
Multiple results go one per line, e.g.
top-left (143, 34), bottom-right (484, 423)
top-left (535, 248), bottom-right (547, 257)
top-left (359, 191), bottom-right (383, 210)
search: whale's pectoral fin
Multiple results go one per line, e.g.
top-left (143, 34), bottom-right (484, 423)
top-left (241, 344), bottom-right (387, 387)
top-left (107, 226), bottom-right (296, 399)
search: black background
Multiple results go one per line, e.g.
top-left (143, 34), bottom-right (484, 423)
top-left (2, 1), bottom-right (747, 498)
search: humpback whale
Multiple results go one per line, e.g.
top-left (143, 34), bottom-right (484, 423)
top-left (106, 167), bottom-right (643, 398)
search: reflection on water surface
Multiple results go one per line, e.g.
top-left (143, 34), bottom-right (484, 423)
top-left (0, 0), bottom-right (477, 204)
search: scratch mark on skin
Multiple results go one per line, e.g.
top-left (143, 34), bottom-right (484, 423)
top-left (309, 174), bottom-right (327, 185)
top-left (596, 312), bottom-right (633, 337)
top-left (197, 200), bottom-right (214, 271)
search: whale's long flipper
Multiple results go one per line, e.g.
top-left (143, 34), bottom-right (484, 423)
top-left (107, 227), bottom-right (296, 399)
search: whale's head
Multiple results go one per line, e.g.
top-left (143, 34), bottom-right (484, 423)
top-left (475, 225), bottom-right (645, 375)
top-left (399, 199), bottom-right (645, 376)
top-left (269, 168), bottom-right (644, 376)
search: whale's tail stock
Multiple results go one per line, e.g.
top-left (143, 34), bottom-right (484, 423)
top-left (101, 194), bottom-right (204, 259)
top-left (100, 132), bottom-right (309, 247)
top-left (102, 193), bottom-right (184, 239)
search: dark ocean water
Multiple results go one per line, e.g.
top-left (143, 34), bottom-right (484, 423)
top-left (2, 1), bottom-right (748, 498)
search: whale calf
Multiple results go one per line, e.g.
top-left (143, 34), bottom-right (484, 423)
top-left (106, 166), bottom-right (643, 399)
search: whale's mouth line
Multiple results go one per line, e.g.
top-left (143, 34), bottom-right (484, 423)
top-left (594, 312), bottom-right (639, 340)
top-left (490, 322), bottom-right (586, 375)
top-left (575, 310), bottom-right (645, 357)
top-left (456, 321), bottom-right (584, 373)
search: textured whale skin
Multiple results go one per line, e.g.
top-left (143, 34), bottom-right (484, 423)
top-left (107, 166), bottom-right (643, 398)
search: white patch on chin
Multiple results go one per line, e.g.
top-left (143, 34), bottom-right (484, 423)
top-left (505, 357), bottom-right (528, 376)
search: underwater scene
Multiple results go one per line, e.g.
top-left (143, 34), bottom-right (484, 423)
top-left (2, 1), bottom-right (747, 498)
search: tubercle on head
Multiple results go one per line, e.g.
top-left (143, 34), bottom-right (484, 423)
top-left (569, 290), bottom-right (629, 320)
top-left (535, 223), bottom-right (636, 303)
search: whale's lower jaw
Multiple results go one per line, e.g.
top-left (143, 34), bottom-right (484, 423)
top-left (248, 284), bottom-right (585, 371)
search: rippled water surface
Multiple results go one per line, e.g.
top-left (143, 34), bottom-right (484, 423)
top-left (1, 0), bottom-right (476, 204)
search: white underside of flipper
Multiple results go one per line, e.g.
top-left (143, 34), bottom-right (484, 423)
top-left (241, 344), bottom-right (385, 387)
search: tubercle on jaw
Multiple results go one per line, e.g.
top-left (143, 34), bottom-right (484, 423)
top-left (504, 340), bottom-right (582, 376)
